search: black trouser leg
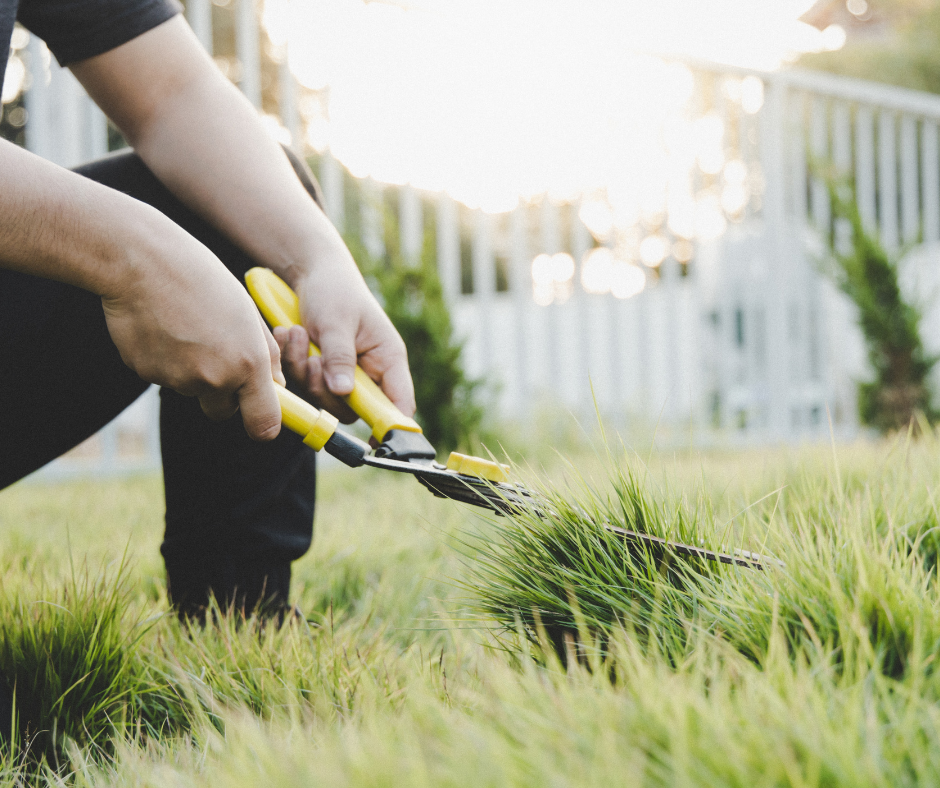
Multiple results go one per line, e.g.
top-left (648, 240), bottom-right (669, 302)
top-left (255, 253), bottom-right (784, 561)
top-left (0, 147), bottom-right (324, 619)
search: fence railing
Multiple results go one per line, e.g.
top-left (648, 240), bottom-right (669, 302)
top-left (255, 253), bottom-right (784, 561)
top-left (14, 8), bottom-right (940, 478)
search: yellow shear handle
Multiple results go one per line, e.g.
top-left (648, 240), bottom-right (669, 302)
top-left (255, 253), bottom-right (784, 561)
top-left (246, 267), bottom-right (423, 443)
top-left (276, 384), bottom-right (338, 451)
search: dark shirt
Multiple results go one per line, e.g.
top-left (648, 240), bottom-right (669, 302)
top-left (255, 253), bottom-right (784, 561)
top-left (1, 0), bottom-right (181, 95)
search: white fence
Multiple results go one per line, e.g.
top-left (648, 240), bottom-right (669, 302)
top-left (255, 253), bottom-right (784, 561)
top-left (13, 7), bottom-right (940, 477)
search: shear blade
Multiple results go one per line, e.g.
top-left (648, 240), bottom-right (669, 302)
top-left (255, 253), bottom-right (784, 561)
top-left (361, 454), bottom-right (532, 514)
top-left (360, 455), bottom-right (768, 570)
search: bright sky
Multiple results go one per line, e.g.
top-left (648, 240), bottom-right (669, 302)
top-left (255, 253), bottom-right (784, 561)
top-left (263, 0), bottom-right (832, 211)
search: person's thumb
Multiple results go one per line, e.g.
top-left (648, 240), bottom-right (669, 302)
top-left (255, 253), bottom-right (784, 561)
top-left (318, 326), bottom-right (357, 397)
top-left (237, 371), bottom-right (283, 441)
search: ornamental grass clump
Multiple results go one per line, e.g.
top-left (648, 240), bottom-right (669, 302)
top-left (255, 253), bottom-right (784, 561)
top-left (467, 443), bottom-right (940, 681)
top-left (0, 564), bottom-right (179, 767)
top-left (465, 460), bottom-right (725, 662)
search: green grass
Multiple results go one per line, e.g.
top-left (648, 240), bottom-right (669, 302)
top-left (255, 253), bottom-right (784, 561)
top-left (3, 436), bottom-right (940, 784)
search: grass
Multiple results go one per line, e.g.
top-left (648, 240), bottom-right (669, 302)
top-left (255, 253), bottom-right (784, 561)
top-left (2, 435), bottom-right (940, 783)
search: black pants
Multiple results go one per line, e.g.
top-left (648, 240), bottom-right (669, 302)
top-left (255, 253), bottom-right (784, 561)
top-left (0, 148), bottom-right (322, 617)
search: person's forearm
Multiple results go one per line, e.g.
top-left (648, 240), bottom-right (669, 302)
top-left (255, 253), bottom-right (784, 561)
top-left (73, 18), bottom-right (345, 292)
top-left (0, 138), bottom-right (169, 297)
top-left (71, 16), bottom-right (416, 415)
top-left (0, 139), bottom-right (285, 440)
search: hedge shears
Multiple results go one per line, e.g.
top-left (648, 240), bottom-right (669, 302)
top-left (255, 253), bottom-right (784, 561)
top-left (245, 267), bottom-right (766, 570)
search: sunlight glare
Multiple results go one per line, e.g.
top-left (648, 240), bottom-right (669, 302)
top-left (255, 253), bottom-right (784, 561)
top-left (740, 76), bottom-right (765, 114)
top-left (2, 55), bottom-right (25, 104)
top-left (639, 235), bottom-right (669, 268)
top-left (272, 0), bottom-right (836, 269)
top-left (610, 262), bottom-right (646, 300)
top-left (581, 247), bottom-right (615, 294)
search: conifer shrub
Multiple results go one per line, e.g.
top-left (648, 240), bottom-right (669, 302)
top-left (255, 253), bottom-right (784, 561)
top-left (343, 207), bottom-right (484, 453)
top-left (822, 179), bottom-right (938, 432)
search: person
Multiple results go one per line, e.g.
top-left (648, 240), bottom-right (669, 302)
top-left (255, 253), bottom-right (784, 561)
top-left (0, 0), bottom-right (416, 619)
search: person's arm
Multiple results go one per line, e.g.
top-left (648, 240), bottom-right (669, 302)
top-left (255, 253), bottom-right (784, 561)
top-left (70, 15), bottom-right (416, 422)
top-left (0, 137), bottom-right (285, 439)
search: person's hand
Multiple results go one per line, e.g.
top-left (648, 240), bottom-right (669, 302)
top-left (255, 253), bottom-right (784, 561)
top-left (101, 224), bottom-right (285, 441)
top-left (272, 243), bottom-right (416, 425)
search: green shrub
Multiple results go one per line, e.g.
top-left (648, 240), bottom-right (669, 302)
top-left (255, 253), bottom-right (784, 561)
top-left (822, 179), bottom-right (937, 432)
top-left (343, 211), bottom-right (483, 454)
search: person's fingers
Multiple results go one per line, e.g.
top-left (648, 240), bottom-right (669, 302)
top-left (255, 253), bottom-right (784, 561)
top-left (198, 389), bottom-right (240, 422)
top-left (378, 359), bottom-right (417, 417)
top-left (317, 324), bottom-right (357, 397)
top-left (236, 365), bottom-right (283, 441)
top-left (359, 342), bottom-right (416, 417)
top-left (276, 324), bottom-right (310, 384)
top-left (305, 354), bottom-right (359, 423)
top-left (272, 325), bottom-right (290, 353)
top-left (262, 320), bottom-right (286, 387)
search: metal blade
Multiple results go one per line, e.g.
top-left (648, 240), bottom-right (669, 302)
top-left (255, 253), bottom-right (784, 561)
top-left (361, 454), bottom-right (770, 570)
top-left (362, 454), bottom-right (532, 513)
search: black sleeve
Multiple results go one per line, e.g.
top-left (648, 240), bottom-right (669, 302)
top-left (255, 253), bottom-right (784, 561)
top-left (17, 0), bottom-right (183, 67)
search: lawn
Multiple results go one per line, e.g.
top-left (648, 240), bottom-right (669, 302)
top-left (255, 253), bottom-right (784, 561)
top-left (1, 435), bottom-right (940, 785)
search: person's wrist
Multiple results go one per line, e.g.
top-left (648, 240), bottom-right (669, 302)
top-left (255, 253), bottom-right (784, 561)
top-left (275, 211), bottom-right (362, 291)
top-left (91, 201), bottom-right (178, 300)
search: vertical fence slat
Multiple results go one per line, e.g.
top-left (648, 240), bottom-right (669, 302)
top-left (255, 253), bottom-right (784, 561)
top-left (831, 101), bottom-right (853, 254)
top-left (320, 151), bottom-right (345, 232)
top-left (24, 36), bottom-right (52, 160)
top-left (571, 206), bottom-right (592, 413)
top-left (235, 0), bottom-right (261, 108)
top-left (878, 110), bottom-right (899, 251)
top-left (186, 0), bottom-right (213, 54)
top-left (789, 91), bottom-right (808, 222)
top-left (809, 96), bottom-right (830, 234)
top-left (760, 76), bottom-right (791, 437)
top-left (922, 121), bottom-right (940, 243)
top-left (399, 184), bottom-right (422, 266)
top-left (360, 177), bottom-right (384, 260)
top-left (831, 102), bottom-right (852, 172)
top-left (509, 205), bottom-right (530, 416)
top-left (856, 106), bottom-right (877, 233)
top-left (900, 114), bottom-right (920, 244)
top-left (279, 58), bottom-right (301, 153)
top-left (472, 210), bottom-right (495, 385)
top-left (436, 194), bottom-right (460, 301)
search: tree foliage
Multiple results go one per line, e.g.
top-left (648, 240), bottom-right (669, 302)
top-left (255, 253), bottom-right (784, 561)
top-left (800, 0), bottom-right (940, 94)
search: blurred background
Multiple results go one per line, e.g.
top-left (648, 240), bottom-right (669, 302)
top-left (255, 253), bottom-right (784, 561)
top-left (6, 0), bottom-right (940, 477)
